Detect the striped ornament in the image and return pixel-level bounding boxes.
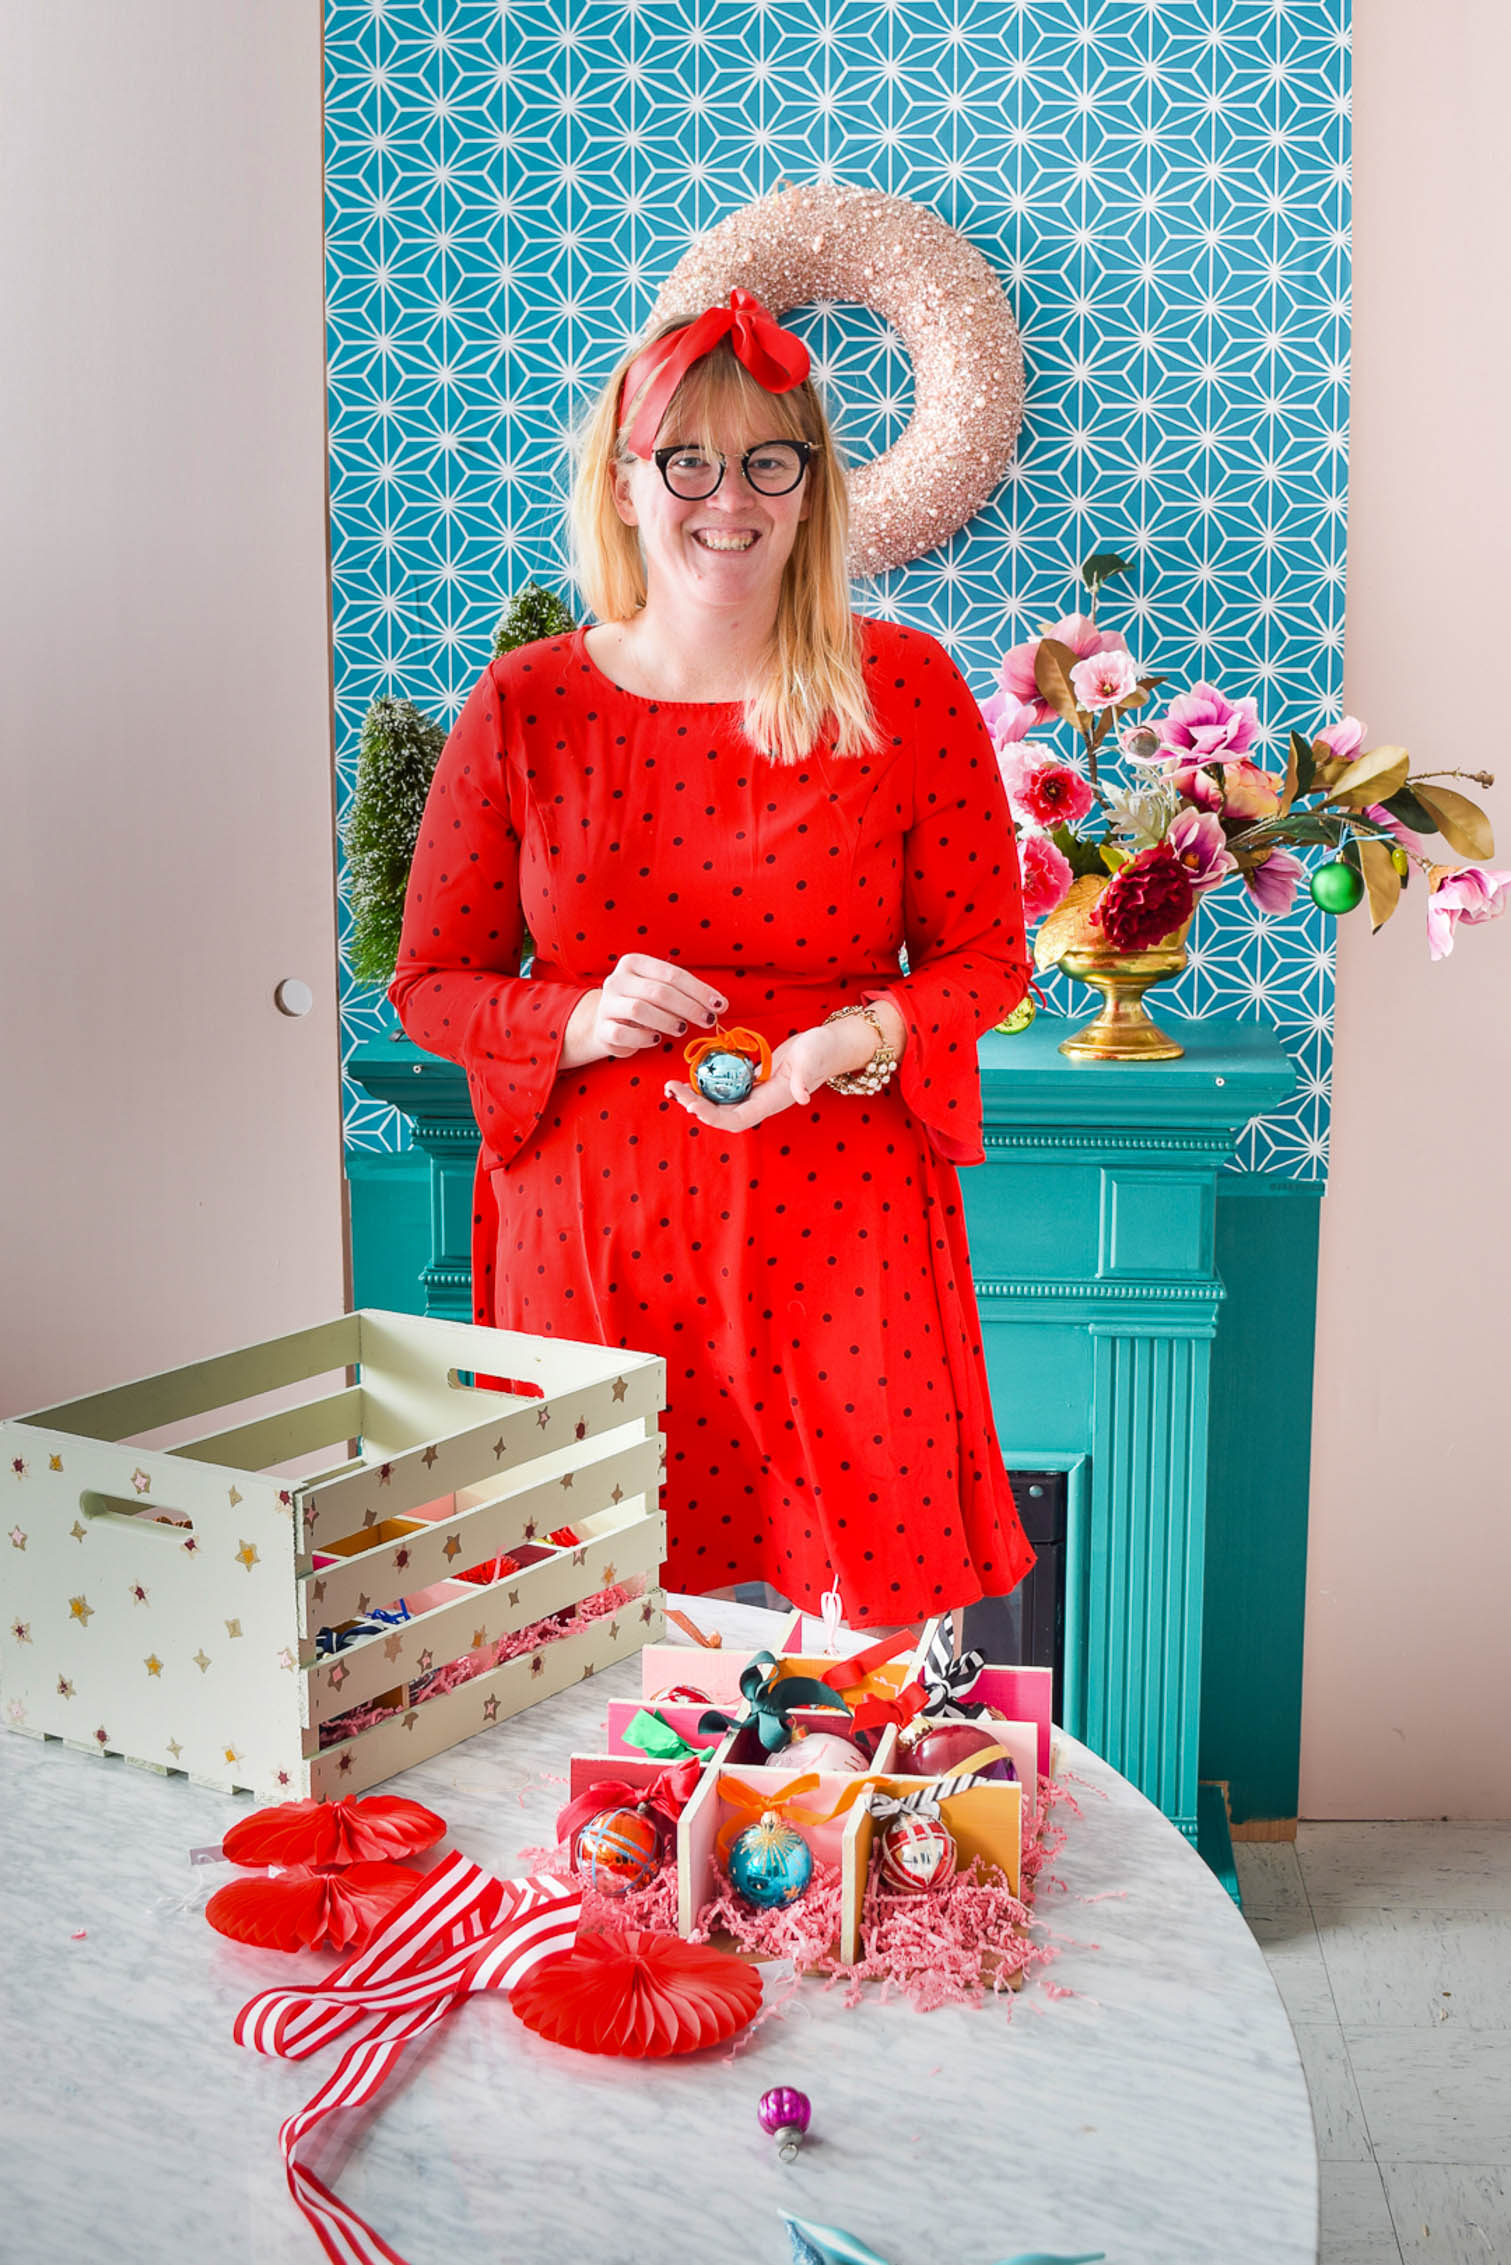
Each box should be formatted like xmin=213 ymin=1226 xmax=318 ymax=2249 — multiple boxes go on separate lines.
xmin=574 ymin=1805 xmax=662 ymax=1896
xmin=876 ymin=1813 xmax=957 ymax=1894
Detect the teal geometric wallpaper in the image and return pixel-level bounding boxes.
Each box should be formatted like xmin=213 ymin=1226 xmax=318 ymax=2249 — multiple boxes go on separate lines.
xmin=325 ymin=0 xmax=1352 ymax=1177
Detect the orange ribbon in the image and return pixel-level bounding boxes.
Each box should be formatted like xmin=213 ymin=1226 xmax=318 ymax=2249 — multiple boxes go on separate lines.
xmin=683 ymin=1024 xmax=773 ymax=1093
xmin=714 ymin=1771 xmax=874 ymax=1861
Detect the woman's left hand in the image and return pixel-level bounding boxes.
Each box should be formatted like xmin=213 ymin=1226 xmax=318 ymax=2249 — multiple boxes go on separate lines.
xmin=664 ymin=1020 xmax=869 ymax=1133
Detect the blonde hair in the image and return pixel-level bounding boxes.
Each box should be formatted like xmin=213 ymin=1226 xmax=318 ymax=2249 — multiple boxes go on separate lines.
xmin=569 ymin=321 xmax=881 ymax=765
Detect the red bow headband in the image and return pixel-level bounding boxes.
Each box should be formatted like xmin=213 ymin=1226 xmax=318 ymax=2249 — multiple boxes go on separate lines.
xmin=616 ymin=288 xmax=812 ymax=458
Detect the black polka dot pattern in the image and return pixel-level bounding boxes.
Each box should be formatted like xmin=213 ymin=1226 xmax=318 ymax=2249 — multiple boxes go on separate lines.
xmin=389 ymin=617 xmax=1036 ymax=1622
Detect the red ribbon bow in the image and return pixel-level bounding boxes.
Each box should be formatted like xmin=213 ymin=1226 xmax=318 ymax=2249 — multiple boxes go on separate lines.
xmin=617 ymin=288 xmax=812 ymax=457
xmin=555 ymin=1760 xmax=704 ymax=1850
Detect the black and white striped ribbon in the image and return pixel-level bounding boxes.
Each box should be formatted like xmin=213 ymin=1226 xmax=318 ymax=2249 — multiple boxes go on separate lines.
xmin=866 ymin=1767 xmax=997 ymax=1825
xmin=920 ymin=1627 xmax=990 ymax=1719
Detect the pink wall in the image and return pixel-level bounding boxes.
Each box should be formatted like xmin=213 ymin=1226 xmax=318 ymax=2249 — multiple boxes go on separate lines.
xmin=1301 ymin=0 xmax=1511 ymax=1818
xmin=0 ymin=1 xmax=346 ymax=1419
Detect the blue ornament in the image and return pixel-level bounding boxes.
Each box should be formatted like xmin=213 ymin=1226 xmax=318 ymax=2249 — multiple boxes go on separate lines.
xmin=694 ymin=1049 xmax=756 ymax=1105
xmin=728 ymin=1817 xmax=813 ymax=1909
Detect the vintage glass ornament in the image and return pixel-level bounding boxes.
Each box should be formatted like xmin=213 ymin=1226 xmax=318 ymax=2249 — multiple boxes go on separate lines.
xmin=693 ymin=1049 xmax=756 ymax=1105
xmin=905 ymin=1721 xmax=1017 ymax=1783
xmin=876 ymin=1813 xmax=957 ymax=1895
xmin=757 ymin=2084 xmax=813 ymax=2162
xmin=662 ymin=1684 xmax=712 ymax=1705
xmin=727 ymin=1816 xmax=813 ymax=1909
xmin=763 ymin=1730 xmax=868 ymax=1775
xmin=574 ymin=1806 xmax=662 ymax=1897
xmin=1310 ymin=860 xmax=1366 ymax=915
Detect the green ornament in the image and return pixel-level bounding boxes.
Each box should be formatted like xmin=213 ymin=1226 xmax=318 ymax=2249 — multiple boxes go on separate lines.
xmin=996 ymin=995 xmax=1038 ymax=1036
xmin=1310 ymin=860 xmax=1366 ymax=915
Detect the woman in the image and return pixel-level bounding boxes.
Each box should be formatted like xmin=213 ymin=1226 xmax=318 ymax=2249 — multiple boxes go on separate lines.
xmin=390 ymin=288 xmax=1035 ymax=1626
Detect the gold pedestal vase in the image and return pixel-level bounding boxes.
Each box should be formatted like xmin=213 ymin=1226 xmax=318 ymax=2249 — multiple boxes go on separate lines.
xmin=1054 ymin=921 xmax=1192 ymax=1061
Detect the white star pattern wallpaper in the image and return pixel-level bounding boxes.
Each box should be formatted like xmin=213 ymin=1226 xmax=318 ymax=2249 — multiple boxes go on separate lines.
xmin=325 ymin=0 xmax=1351 ymax=1177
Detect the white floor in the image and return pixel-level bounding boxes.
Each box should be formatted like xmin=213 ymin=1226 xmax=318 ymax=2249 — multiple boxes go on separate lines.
xmin=1237 ymin=1824 xmax=1511 ymax=2263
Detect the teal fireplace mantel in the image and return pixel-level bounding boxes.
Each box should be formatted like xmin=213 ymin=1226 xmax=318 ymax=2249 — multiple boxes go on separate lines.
xmin=965 ymin=1016 xmax=1296 ymax=1841
xmin=347 ymin=1014 xmax=1303 ymax=1843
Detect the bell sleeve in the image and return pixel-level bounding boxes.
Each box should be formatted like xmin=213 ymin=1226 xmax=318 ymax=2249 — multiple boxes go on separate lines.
xmin=861 ymin=634 xmax=1030 ymax=1167
xmin=387 ymin=662 xmax=591 ymax=1167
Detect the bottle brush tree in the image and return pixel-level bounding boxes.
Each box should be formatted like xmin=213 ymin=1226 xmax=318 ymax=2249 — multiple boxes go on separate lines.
xmin=342 ymin=582 xmax=578 ymax=989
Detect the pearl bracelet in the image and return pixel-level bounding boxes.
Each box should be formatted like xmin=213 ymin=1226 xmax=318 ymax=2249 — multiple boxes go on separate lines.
xmin=822 ymin=1002 xmax=900 ymax=1095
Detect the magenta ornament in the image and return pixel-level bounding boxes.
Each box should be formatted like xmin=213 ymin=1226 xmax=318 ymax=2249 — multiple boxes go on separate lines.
xmin=757 ymin=2084 xmax=812 ymax=2162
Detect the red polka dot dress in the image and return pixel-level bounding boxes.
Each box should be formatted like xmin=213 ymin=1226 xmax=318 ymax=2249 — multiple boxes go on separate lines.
xmin=389 ymin=617 xmax=1036 ymax=1624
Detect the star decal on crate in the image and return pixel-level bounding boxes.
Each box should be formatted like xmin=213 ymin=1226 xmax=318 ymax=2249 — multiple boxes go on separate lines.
xmin=193 ymin=1650 xmax=211 ymax=1674
xmin=166 ymin=1738 xmax=182 ymax=1761
xmin=11 ymin=1620 xmax=31 ymax=1644
xmin=325 ymin=0 xmax=1350 ymax=1183
xmin=93 ymin=1726 xmax=109 ymax=1749
xmin=492 ymin=1437 xmax=507 ymax=1461
xmin=130 ymin=1468 xmax=152 ymax=1497
xmin=69 ymin=1520 xmax=87 ymax=1543
xmin=383 ymin=1633 xmax=405 ymax=1662
xmin=228 ymin=1486 xmax=242 ymax=1509
xmin=378 ymin=1463 xmax=392 ymax=1487
xmin=145 ymin=1655 xmax=163 ymax=1678
xmin=337 ymin=1752 xmax=354 ymax=1775
xmin=482 ymin=1695 xmax=500 ymax=1724
xmin=530 ymin=1654 xmax=545 ymax=1679
xmin=235 ymin=1540 xmax=260 ymax=1573
xmin=8 ymin=1527 xmax=24 ymax=1551
xmin=4 ymin=1699 xmax=27 ymax=1726
xmin=56 ymin=1676 xmax=74 ymax=1699
xmin=422 ymin=1444 xmax=439 ymax=1470
xmin=610 ymin=1379 xmax=628 ymax=1403
xmin=225 ymin=1619 xmax=243 ymax=1640
xmin=277 ymin=1648 xmax=296 ymax=1672
xmin=68 ymin=1596 xmax=94 ymax=1627
xmin=471 ymin=1628 xmax=488 ymax=1651
xmin=10 ymin=1456 xmax=26 ymax=1480
xmin=129 ymin=1582 xmax=149 ymax=1606
xmin=535 ymin=1407 xmax=551 ymax=1429
xmin=402 ymin=1710 xmax=420 ymax=1732
xmin=329 ymin=1662 xmax=349 ymax=1692
xmin=442 ymin=1535 xmax=462 ymax=1561
xmin=49 ymin=1454 xmax=63 ymax=1473
xmin=416 ymin=1650 xmax=434 ymax=1674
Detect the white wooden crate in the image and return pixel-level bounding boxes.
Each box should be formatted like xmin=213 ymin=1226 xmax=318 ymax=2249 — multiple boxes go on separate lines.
xmin=1 ymin=1310 xmax=666 ymax=1798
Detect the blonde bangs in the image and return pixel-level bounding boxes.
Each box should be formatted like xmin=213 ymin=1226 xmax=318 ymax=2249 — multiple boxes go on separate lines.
xmin=568 ymin=326 xmax=882 ymax=766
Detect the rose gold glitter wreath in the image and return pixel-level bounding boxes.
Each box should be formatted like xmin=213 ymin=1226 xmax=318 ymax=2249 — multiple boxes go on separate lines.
xmin=649 ymin=183 xmax=1025 ymax=575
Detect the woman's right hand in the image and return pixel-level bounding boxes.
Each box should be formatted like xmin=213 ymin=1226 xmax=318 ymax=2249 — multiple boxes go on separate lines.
xmin=561 ymin=954 xmax=727 ymax=1069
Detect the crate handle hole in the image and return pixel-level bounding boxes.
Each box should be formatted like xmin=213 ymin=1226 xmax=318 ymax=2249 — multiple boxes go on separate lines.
xmin=79 ymin=1491 xmax=195 ymax=1537
xmin=445 ymin=1368 xmax=545 ymax=1400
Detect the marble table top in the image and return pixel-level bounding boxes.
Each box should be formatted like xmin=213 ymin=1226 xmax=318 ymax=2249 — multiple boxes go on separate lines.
xmin=0 ymin=1599 xmax=1317 ymax=2265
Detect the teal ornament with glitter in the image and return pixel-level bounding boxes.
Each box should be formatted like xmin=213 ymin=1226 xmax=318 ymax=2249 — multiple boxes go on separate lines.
xmin=728 ymin=1817 xmax=813 ymax=1909
xmin=694 ymin=1050 xmax=756 ymax=1105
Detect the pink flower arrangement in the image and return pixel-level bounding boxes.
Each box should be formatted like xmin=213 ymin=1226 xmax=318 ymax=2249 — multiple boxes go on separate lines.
xmin=980 ymin=548 xmax=1504 ymax=971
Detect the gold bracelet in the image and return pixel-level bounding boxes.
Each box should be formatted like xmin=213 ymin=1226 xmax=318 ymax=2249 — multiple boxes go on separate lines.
xmin=823 ymin=1002 xmax=900 ymax=1095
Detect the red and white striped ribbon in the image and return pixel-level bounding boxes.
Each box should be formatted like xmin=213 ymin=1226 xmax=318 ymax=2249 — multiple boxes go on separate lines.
xmin=233 ymin=1852 xmax=582 ymax=2265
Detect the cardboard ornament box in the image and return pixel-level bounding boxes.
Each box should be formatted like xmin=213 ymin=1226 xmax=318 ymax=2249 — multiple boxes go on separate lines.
xmin=1 ymin=1310 xmax=666 ymax=1798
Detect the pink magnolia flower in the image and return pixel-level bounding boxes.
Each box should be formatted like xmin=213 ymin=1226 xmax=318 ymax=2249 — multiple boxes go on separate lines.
xmin=1167 ymin=807 xmax=1236 ymax=893
xmin=1019 ymin=830 xmax=1076 ymax=923
xmin=1425 ymin=866 xmax=1511 ymax=960
xmin=981 ymin=687 xmax=1040 ymax=748
xmin=998 ymin=747 xmax=1096 ymax=830
xmin=1219 ymin=760 xmax=1285 ymax=822
xmin=1316 ymin=715 xmax=1366 ymax=763
xmin=1165 ymin=759 xmax=1225 ymax=813
xmin=1156 ymin=683 xmax=1261 ymax=764
xmin=997 ymin=613 xmax=1130 ymax=726
xmin=1070 ymin=648 xmax=1140 ymax=710
xmin=1242 ymin=847 xmax=1307 ymax=915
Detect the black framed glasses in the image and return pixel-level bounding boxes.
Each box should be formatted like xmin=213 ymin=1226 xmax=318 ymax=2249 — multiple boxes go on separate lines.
xmin=651 ymin=439 xmax=818 ymax=499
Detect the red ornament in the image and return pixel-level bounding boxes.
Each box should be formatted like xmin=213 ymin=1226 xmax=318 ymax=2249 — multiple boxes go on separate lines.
xmin=662 ymin=1684 xmax=713 ymax=1705
xmin=206 ymin=1860 xmax=420 ymax=1953
xmin=221 ymin=1794 xmax=446 ymax=1870
xmin=905 ymin=1722 xmax=1013 ymax=1781
xmin=511 ymin=1928 xmax=762 ymax=2056
xmin=574 ymin=1806 xmax=662 ymax=1896
xmin=876 ymin=1814 xmax=957 ymax=1895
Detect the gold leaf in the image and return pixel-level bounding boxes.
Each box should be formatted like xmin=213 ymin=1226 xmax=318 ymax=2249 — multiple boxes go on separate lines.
xmin=1325 ymin=745 xmax=1411 ymax=807
xmin=1033 ymin=873 xmax=1107 ymax=971
xmin=1359 ymin=838 xmax=1401 ymax=930
xmin=1033 ymin=638 xmax=1083 ymax=726
xmin=1411 ymin=784 xmax=1496 ymax=860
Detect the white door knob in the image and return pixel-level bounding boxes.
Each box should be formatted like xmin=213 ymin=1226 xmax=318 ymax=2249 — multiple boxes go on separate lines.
xmin=274 ymin=979 xmax=314 ymax=1017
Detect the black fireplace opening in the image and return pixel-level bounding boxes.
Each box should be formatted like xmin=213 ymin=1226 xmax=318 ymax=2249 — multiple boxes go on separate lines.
xmin=960 ymin=1467 xmax=1067 ymax=1722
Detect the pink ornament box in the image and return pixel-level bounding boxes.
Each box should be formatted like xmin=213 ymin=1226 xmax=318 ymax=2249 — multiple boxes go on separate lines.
xmin=0 ymin=1310 xmax=667 ymax=1799
xmin=566 ymin=1617 xmax=1052 ymax=1964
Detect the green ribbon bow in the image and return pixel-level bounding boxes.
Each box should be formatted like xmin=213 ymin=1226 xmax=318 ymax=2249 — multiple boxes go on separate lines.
xmin=699 ymin=1649 xmax=853 ymax=1754
xmin=623 ymin=1707 xmax=717 ymax=1764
